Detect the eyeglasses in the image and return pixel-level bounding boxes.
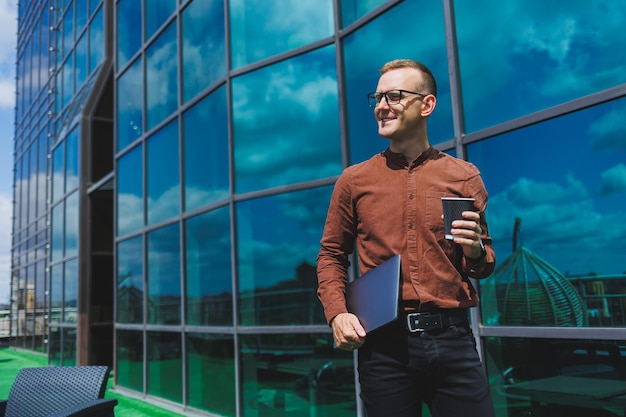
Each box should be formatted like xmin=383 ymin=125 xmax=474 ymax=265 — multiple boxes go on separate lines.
xmin=367 ymin=89 xmax=427 ymax=107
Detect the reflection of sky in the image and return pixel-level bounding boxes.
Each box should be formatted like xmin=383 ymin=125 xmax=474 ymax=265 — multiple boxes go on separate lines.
xmin=455 ymin=0 xmax=626 ymax=132
xmin=470 ymin=98 xmax=626 ymax=276
xmin=343 ymin=0 xmax=453 ymax=164
xmin=237 ymin=186 xmax=333 ymax=291
xmin=230 ymin=0 xmax=334 ymax=69
xmin=233 ymin=46 xmax=342 ymax=193
xmin=147 ymin=120 xmax=180 ymax=225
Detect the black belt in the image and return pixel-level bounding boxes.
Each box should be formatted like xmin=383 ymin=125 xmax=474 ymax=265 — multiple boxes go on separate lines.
xmin=399 ymin=310 xmax=468 ymax=333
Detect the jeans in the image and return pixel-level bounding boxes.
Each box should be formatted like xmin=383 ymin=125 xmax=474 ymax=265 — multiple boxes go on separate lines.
xmin=357 ymin=319 xmax=495 ymax=417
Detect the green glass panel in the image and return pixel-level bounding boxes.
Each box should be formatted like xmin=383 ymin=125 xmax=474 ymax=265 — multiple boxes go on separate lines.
xmin=236 ymin=187 xmax=331 ymax=326
xmin=185 ymin=206 xmax=233 ymax=326
xmin=116 ymin=330 xmax=144 ymax=392
xmin=117 ymin=236 xmax=144 ymax=324
xmin=147 ymin=224 xmax=181 ymax=325
xmin=187 ymin=333 xmax=235 ymax=415
xmin=147 ymin=331 xmax=182 ymax=402
xmin=240 ymin=333 xmax=356 ymax=417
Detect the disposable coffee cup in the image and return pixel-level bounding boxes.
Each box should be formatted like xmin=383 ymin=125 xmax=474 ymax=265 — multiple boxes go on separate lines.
xmin=442 ymin=197 xmax=475 ymax=240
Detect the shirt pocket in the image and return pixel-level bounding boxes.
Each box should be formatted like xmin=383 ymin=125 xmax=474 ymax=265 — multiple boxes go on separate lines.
xmin=424 ymin=191 xmax=446 ymax=236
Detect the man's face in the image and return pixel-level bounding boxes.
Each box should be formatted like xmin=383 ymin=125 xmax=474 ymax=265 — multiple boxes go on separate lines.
xmin=373 ymin=68 xmax=428 ymax=140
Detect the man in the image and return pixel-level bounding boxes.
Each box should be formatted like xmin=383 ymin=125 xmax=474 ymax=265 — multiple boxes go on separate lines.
xmin=316 ymin=59 xmax=496 ymax=417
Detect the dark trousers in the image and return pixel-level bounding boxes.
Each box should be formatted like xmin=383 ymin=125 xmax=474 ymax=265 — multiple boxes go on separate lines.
xmin=357 ymin=318 xmax=495 ymax=417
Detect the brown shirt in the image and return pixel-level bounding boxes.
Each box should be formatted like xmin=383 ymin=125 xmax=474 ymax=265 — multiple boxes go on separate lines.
xmin=317 ymin=147 xmax=495 ymax=324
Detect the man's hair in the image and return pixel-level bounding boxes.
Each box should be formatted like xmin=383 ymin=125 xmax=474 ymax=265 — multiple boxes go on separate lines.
xmin=380 ymin=59 xmax=437 ymax=98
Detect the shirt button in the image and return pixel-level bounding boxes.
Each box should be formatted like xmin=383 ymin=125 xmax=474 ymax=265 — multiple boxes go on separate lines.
xmin=409 ymin=194 xmax=414 ymax=200
xmin=408 ymin=223 xmax=414 ymax=229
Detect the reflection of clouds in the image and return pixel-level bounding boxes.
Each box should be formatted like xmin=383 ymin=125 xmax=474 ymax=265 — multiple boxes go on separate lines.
xmin=489 ymin=175 xmax=626 ymax=274
xmin=147 ymin=184 xmax=180 ymax=225
xmin=146 ymin=26 xmax=177 ymax=122
xmin=185 ymin=186 xmax=229 ymax=211
xmin=600 ymin=164 xmax=626 ymax=195
xmin=588 ymin=104 xmax=626 ymax=151
xmin=233 ymin=48 xmax=342 ymax=189
xmin=457 ymin=1 xmax=626 ymax=113
xmin=503 ymin=174 xmax=586 ymax=208
xmin=230 ymin=0 xmax=333 ymax=67
xmin=117 ymin=192 xmax=143 ymax=236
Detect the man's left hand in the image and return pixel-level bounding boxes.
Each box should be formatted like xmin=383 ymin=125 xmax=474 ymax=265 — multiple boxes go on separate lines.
xmin=450 ymin=211 xmax=483 ymax=259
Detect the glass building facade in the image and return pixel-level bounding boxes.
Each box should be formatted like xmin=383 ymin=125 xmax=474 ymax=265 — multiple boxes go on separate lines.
xmin=10 ymin=0 xmax=626 ymax=416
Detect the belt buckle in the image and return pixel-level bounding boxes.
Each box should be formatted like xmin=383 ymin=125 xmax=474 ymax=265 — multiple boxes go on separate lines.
xmin=406 ymin=312 xmax=425 ymax=333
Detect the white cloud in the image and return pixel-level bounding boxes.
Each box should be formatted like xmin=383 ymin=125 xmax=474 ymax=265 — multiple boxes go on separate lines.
xmin=0 ymin=191 xmax=12 ymax=305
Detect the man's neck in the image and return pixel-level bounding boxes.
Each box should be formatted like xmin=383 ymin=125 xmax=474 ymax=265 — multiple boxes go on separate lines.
xmin=389 ymin=137 xmax=430 ymax=164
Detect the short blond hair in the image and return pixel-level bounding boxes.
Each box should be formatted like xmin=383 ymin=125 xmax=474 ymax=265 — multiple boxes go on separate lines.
xmin=380 ymin=59 xmax=437 ymax=97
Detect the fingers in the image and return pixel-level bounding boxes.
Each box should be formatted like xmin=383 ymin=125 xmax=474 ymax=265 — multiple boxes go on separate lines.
xmin=331 ymin=313 xmax=366 ymax=351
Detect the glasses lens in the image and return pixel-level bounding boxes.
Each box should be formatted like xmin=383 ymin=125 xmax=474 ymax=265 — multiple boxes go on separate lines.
xmin=386 ymin=90 xmax=402 ymax=104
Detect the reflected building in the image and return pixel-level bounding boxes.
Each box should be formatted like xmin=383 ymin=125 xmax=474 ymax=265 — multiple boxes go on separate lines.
xmin=9 ymin=0 xmax=626 ymax=416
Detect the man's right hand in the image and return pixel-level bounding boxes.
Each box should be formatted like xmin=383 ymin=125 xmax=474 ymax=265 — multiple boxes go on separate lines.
xmin=331 ymin=313 xmax=367 ymax=351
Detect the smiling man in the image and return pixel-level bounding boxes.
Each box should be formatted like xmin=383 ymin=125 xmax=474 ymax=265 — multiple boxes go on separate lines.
xmin=317 ymin=59 xmax=496 ymax=417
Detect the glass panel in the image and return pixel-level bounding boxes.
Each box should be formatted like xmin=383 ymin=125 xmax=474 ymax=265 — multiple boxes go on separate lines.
xmin=145 ymin=0 xmax=176 ymax=40
xmin=147 ymin=223 xmax=181 ymax=325
xmin=146 ymin=22 xmax=178 ymax=131
xmin=62 ymin=53 xmax=74 ymax=108
xmin=37 ymin=135 xmax=47 ymax=217
xmin=185 ymin=206 xmax=233 ymax=326
xmin=240 ymin=333 xmax=356 ymax=417
xmin=116 ymin=330 xmax=144 ymax=392
xmin=49 ymin=326 xmax=61 ymax=365
xmin=117 ymin=144 xmax=143 ymax=237
xmin=183 ymin=87 xmax=229 ymax=212
xmin=64 ymin=258 xmax=78 ymax=323
xmin=232 ymin=47 xmax=341 ymax=194
xmin=484 ymin=336 xmax=626 ymax=416
xmin=65 ymin=128 xmax=79 ymax=192
xmin=117 ymin=57 xmax=143 ymax=152
xmin=52 ymin=140 xmax=64 ymax=202
xmin=76 ymin=0 xmax=88 ymax=31
xmin=64 ymin=191 xmax=79 ymax=256
xmin=147 ymin=120 xmax=179 ymax=225
xmin=340 ymin=0 xmax=387 ymax=27
xmin=187 ymin=333 xmax=236 ymax=415
xmin=50 ymin=264 xmax=63 ymax=322
xmin=117 ymin=0 xmax=142 ymax=69
xmin=237 ymin=187 xmax=331 ymax=326
xmin=474 ymin=98 xmax=626 ymax=328
xmin=117 ymin=236 xmax=144 ymax=324
xmin=51 ymin=202 xmax=64 ymax=262
xmin=342 ymin=0 xmax=451 ymax=164
xmin=89 ymin=7 xmax=104 ymax=74
xmin=181 ymin=0 xmax=225 ymax=102
xmin=147 ymin=331 xmax=182 ymax=403
xmin=230 ymin=0 xmax=333 ymax=69
xmin=62 ymin=327 xmax=77 ymax=366
xmin=75 ymin=32 xmax=88 ymax=89
xmin=62 ymin=3 xmax=74 ymax=58
xmin=456 ymin=0 xmax=626 ymax=132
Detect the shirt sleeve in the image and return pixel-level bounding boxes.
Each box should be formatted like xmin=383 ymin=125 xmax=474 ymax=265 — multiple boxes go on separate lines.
xmin=316 ymin=172 xmax=357 ymax=325
xmin=462 ymin=167 xmax=496 ymax=279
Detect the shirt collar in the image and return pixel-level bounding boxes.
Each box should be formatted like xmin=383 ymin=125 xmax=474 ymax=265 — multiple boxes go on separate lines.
xmin=383 ymin=146 xmax=438 ymax=169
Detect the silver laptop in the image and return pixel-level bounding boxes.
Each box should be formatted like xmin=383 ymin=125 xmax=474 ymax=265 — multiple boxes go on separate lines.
xmin=345 ymin=254 xmax=401 ymax=333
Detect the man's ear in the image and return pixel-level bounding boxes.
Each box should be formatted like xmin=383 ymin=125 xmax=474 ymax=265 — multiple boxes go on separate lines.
xmin=421 ymin=94 xmax=436 ymax=117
